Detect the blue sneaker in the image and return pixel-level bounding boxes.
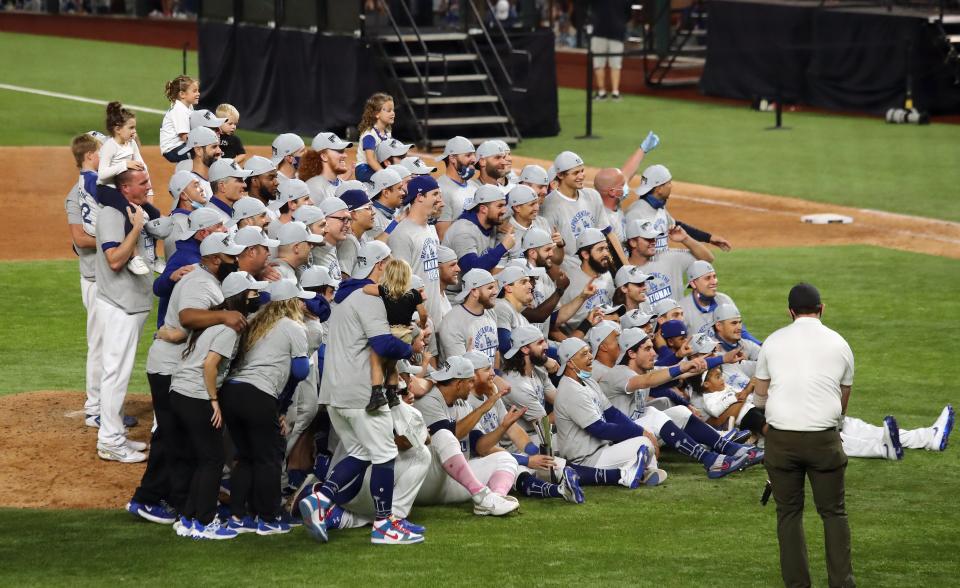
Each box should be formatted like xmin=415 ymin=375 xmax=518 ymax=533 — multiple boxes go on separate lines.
xmin=299 ymin=493 xmax=329 ymax=543
xmin=883 ymin=416 xmax=904 ymax=460
xmin=136 ymin=502 xmax=177 ymax=524
xmin=280 ymin=511 xmax=302 ymax=527
xmin=642 ymin=468 xmax=668 ymax=486
xmin=125 ymin=500 xmax=143 ymax=517
xmin=559 ymin=466 xmax=585 ymax=503
xmin=733 ymin=445 xmax=766 ymax=468
xmin=722 ymin=428 xmax=752 ymax=444
xmin=371 ymin=517 xmax=424 ymax=545
xmin=325 ymin=505 xmax=345 ymax=531
xmin=173 ymin=515 xmax=195 ymax=537
xmin=288 ymin=474 xmax=320 ymax=516
xmin=620 ymin=445 xmax=650 ymax=489
xmin=195 ymin=517 xmax=238 ymax=540
xmin=226 ymin=515 xmax=258 ymax=534
xmin=706 ymin=453 xmax=750 ymax=479
xmin=392 ymin=516 xmax=426 ymax=534
xmin=256 ymin=517 xmax=291 ymax=536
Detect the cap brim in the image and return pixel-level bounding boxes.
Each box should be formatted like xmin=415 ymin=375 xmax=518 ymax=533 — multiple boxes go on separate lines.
xmin=224 ymin=243 xmax=246 ymax=255
xmin=260 ymin=237 xmax=280 ymax=247
xmin=177 ymin=143 xmax=194 ymax=155
xmin=297 ymin=289 xmax=317 ymax=299
xmin=305 ymin=234 xmax=325 ymax=244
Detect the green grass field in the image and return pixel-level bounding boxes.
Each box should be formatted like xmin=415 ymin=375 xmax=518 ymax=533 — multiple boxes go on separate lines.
xmin=1 ymin=30 xmax=959 ymax=587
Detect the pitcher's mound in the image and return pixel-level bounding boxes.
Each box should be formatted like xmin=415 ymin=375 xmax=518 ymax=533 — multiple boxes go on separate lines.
xmin=0 ymin=391 xmax=154 ymax=509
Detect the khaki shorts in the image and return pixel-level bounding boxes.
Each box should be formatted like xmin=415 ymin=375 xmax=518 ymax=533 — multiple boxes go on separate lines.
xmin=591 ymin=36 xmax=624 ymax=69
xmin=390 ymin=325 xmax=413 ymax=344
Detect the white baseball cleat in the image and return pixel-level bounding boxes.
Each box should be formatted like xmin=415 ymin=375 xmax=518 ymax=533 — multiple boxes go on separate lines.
xmin=472 ymin=487 xmax=519 ymax=516
xmin=126 ymin=256 xmax=150 ymax=275
xmin=881 ymin=416 xmax=903 ymax=460
xmin=125 ymin=439 xmax=148 ymax=452
xmin=97 ymin=443 xmax=146 ymax=464
xmin=930 ymin=405 xmax=954 ymax=451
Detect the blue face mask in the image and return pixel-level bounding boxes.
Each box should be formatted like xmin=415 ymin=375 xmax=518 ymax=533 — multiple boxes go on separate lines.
xmin=189 ymin=199 xmax=205 ymax=210
xmin=572 ymin=359 xmax=592 ymax=381
xmin=292 ymin=156 xmax=301 ymax=169
xmin=459 ymin=165 xmax=476 ymax=181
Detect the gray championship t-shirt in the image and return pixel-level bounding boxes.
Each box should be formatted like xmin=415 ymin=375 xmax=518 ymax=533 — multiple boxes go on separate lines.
xmin=437 ymin=175 xmax=477 ymax=224
xmin=625 ymin=198 xmax=674 ymax=254
xmin=680 ymin=292 xmax=735 ymax=337
xmin=494 ymin=298 xmax=530 ymax=333
xmin=637 ymin=249 xmax=695 ymax=306
xmin=94 ymin=206 xmax=153 ymax=314
xmin=310 ymin=242 xmax=342 ymax=281
xmin=596 ymin=363 xmax=648 ymax=420
xmin=413 ymin=387 xmax=477 ymax=457
xmin=337 ymin=233 xmax=365 ymax=279
xmin=64 ymin=180 xmax=99 ymax=281
xmin=146 ymin=266 xmax=223 ymax=375
xmin=319 ymin=288 xmax=394 ymax=409
xmin=505 ymin=216 xmax=550 ymax=262
xmin=558 ymin=266 xmax=614 ymax=329
xmin=540 ymin=188 xmax=608 ymax=271
xmin=388 ymin=219 xmax=450 ymax=329
xmin=306 ymin=175 xmax=338 ymax=205
xmin=436 ymin=304 xmax=499 ymax=364
xmin=501 ymin=367 xmax=555 ymax=440
xmin=554 ymin=376 xmax=613 ymax=466
xmin=170 ymin=324 xmax=239 ymax=400
xmin=229 ymin=317 xmax=308 ymax=398
xmin=442 ymin=217 xmax=503 ymax=293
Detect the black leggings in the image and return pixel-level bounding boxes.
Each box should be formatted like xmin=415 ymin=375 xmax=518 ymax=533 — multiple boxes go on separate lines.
xmin=219 ymin=381 xmax=284 ymax=520
xmin=169 ymin=392 xmax=224 ymax=525
xmin=132 ymin=373 xmax=173 ymax=507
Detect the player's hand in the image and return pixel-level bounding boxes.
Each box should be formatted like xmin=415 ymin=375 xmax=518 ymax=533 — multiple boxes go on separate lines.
xmin=587 ymin=306 xmax=604 ymax=326
xmin=279 ymin=415 xmax=288 ymax=436
xmin=500 ymin=224 xmax=516 ymax=251
xmin=553 ymin=269 xmax=570 ymax=293
xmin=710 ymin=235 xmax=733 ymax=251
xmin=668 ymin=225 xmax=690 ymax=243
xmin=551 ymin=230 xmax=565 ymax=248
xmin=643 ymin=429 xmax=660 ymax=458
xmin=528 ymin=453 xmax=556 ymax=471
xmin=502 ymin=405 xmax=527 ymax=429
xmin=640 ymin=130 xmax=660 ymax=153
xmin=580 ymin=279 xmax=598 ymax=299
xmin=221 ymin=310 xmax=247 ymax=332
xmin=126 ymin=204 xmax=146 ymax=230
xmin=544 ymin=357 xmax=560 ymax=374
xmin=126 ymin=160 xmax=145 ymax=171
xmin=261 ymin=262 xmax=282 ymax=282
xmin=171 ymin=265 xmax=194 ymax=282
xmin=210 ymin=399 xmax=223 ymax=429
xmin=394 ymin=435 xmax=413 ymax=451
xmin=736 ymin=388 xmax=751 ymax=402
xmin=680 ymin=358 xmax=704 ymax=374
xmin=411 ymin=332 xmax=426 ymax=354
xmin=723 ymin=347 xmax=746 ymax=364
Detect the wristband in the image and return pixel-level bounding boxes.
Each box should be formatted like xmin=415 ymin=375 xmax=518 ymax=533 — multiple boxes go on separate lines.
xmin=576 ymin=319 xmax=592 ymax=334
xmin=523 ymin=442 xmax=539 ymax=456
xmin=668 ymin=366 xmax=682 ymax=378
xmin=512 ymin=453 xmax=529 ymax=466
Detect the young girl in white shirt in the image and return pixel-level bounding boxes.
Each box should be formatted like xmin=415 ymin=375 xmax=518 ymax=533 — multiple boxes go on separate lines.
xmin=355 ymin=93 xmax=395 ymax=182
xmin=159 ymin=75 xmax=199 ymax=163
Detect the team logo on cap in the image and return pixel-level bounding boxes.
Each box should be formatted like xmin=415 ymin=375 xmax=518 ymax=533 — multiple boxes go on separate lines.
xmin=437 ymin=360 xmax=450 ymax=372
xmin=204 ymin=111 xmax=213 ymax=120
xmin=356 ymin=255 xmax=367 ymax=266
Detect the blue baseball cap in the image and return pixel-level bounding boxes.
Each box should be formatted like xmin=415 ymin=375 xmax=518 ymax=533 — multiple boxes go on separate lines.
xmin=403 ymin=174 xmax=440 ymax=206
xmin=661 ymin=320 xmax=688 ymax=339
xmin=339 ymin=189 xmax=370 ymax=211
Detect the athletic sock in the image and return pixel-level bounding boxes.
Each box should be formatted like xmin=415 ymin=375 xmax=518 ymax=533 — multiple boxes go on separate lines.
xmin=369 ymin=459 xmax=395 ymax=520
xmin=516 ymin=472 xmax=561 ymax=498
xmin=332 ymin=472 xmax=365 ymax=505
xmin=568 ymin=463 xmax=621 ymax=486
xmin=442 ymin=453 xmax=486 ymax=495
xmin=319 ymin=455 xmax=369 ymax=501
xmin=683 ymin=416 xmax=735 ymax=453
xmin=487 ymin=469 xmax=516 ymax=495
xmin=661 ymin=421 xmax=710 ymax=463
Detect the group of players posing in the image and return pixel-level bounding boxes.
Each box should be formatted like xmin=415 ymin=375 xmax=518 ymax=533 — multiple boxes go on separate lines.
xmin=65 ymin=82 xmax=954 ymax=544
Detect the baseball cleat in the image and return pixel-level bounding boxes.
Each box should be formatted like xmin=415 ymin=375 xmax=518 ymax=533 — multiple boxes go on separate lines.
xmin=619 ymin=445 xmax=650 ymax=489
xmin=226 ymin=515 xmax=258 ymax=534
xmin=86 ymin=414 xmax=138 ymax=428
xmin=705 ymin=453 xmax=750 ymax=479
xmin=136 ymin=502 xmax=177 ymax=524
xmin=732 ymin=445 xmax=765 ymax=467
xmin=371 ymin=518 xmax=424 ymax=545
xmin=559 ymin=466 xmax=586 ymax=504
xmin=930 ymin=405 xmax=954 ymax=451
xmin=125 ymin=439 xmax=148 ymax=452
xmin=722 ymin=428 xmax=752 ymax=444
xmin=255 ymin=517 xmax=291 ymax=536
xmin=97 ymin=443 xmax=146 ymax=464
xmin=391 ymin=516 xmax=426 ymax=534
xmin=195 ymin=517 xmax=239 ymax=540
xmin=882 ymin=416 xmax=904 ymax=460
xmin=126 ymin=256 xmax=150 ymax=275
xmin=299 ymin=493 xmax=330 ymax=543
xmin=642 ymin=468 xmax=668 ymax=486
xmin=472 ymin=487 xmax=520 ymax=516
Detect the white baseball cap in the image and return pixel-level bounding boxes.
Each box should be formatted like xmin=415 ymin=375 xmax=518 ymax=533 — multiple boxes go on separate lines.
xmin=311 ymin=131 xmax=352 ymax=151
xmin=588 ymin=320 xmax=622 ymax=357
xmin=300 ymin=266 xmax=340 ymax=289
xmin=243 ymin=155 xmax=277 ymax=176
xmin=371 ymin=169 xmax=403 ymax=195
xmin=178 ymin=126 xmax=219 ymax=155
xmin=467 ymin=185 xmax=506 ymax=210
xmin=278 ymin=221 xmax=324 ymax=246
xmin=476 ymin=140 xmax=508 ymax=159
xmin=621 ymin=309 xmax=658 ymax=330
xmin=652 ymin=297 xmax=681 ymax=316
xmin=292 ymin=204 xmax=325 ymax=226
xmin=714 ymin=303 xmax=741 ymax=323
xmin=616 ymin=327 xmax=650 ymax=364
xmin=463 ymin=350 xmax=492 ymax=370
xmin=691 ymin=332 xmax=719 ymax=355
xmin=557 ymin=337 xmax=589 ymax=374
xmin=553 ymin=151 xmax=584 ymax=174
xmin=439 ymin=136 xmax=475 ymax=160
xmin=428 ymin=356 xmax=475 ymax=382
xmin=386 ymin=164 xmax=412 ymax=181
xmin=410 ymin=275 xmax=425 ymax=290
xmin=271 ymin=133 xmax=305 ymax=164
xmin=86 ymin=130 xmax=108 ymax=143
xmin=615 ymin=265 xmax=655 ymax=289
xmin=522 ymin=228 xmax=552 ymax=252
xmin=168 ymin=170 xmax=198 ymax=199
xmin=496 ymin=265 xmax=534 ymax=291
xmin=221 ymin=271 xmax=268 ymax=298
xmin=231 ymin=197 xmax=268 ymax=224
xmin=190 ymin=109 xmax=227 ymax=129
xmin=401 ymin=156 xmax=437 ymax=175
xmin=353 ymin=240 xmax=392 ymax=279
xmin=319 ymin=197 xmax=349 ymax=216
xmin=233 ymin=225 xmax=279 ymax=248
xmin=599 ymin=303 xmax=626 ymax=317
xmin=687 ymin=260 xmax=716 ymax=284
xmin=625 ymin=219 xmax=662 ymax=240
xmin=437 ymin=245 xmax=458 ymax=264
xmin=334 ymin=180 xmax=368 ymax=199
xmin=200 ymin=232 xmax=245 ymax=256
xmin=375 ymin=138 xmax=412 ymax=162
xmin=268 ymin=278 xmax=316 ymax=301
xmin=209 ymin=157 xmax=253 ymax=183
xmin=271 ymin=179 xmax=312 ymax=211
xmin=575 ymin=227 xmax=605 ymax=250
xmin=455 ymin=268 xmax=497 ymax=303
xmin=181 ymin=207 xmax=224 ymax=239
xmin=507 ymin=184 xmax=537 ymax=207
xmin=503 ymin=324 xmax=546 ymax=359
xmin=637 ymin=164 xmax=672 ymax=195
xmin=519 ymin=164 xmax=549 ymax=186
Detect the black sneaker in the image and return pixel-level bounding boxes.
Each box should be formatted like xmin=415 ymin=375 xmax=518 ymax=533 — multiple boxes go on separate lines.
xmin=611 ymin=92 xmax=622 ymax=101
xmin=385 ymin=386 xmax=401 ymax=408
xmin=593 ymin=92 xmax=607 ymax=101
xmin=365 ymin=386 xmax=388 ymax=413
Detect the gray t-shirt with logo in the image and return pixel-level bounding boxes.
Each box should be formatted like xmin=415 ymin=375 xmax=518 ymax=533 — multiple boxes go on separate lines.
xmin=559 ymin=265 xmax=613 ymax=329
xmin=541 ymin=188 xmax=608 ymax=271
xmin=501 ymin=367 xmax=554 ymax=439
xmin=64 ymin=180 xmax=99 ymax=282
xmin=229 ymin=317 xmax=308 ymax=398
xmin=554 ymin=376 xmax=612 ymax=466
xmin=171 ymin=324 xmax=239 ymax=400
xmin=636 ymin=249 xmax=695 ymax=307
xmin=389 ymin=219 xmax=450 ymax=329
xmin=146 ymin=266 xmax=223 ymax=375
xmin=680 ymin=291 xmax=735 ymax=337
xmin=596 ymin=363 xmax=648 ymax=421
xmin=94 ymin=206 xmax=152 ymax=314
xmin=436 ymin=304 xmax=499 ymax=364
xmin=413 ymin=387 xmax=478 ymax=457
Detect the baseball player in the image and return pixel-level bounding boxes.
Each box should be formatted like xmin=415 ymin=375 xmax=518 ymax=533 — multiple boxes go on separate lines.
xmin=442 ymin=185 xmax=513 ymax=295
xmin=162 ymin=171 xmax=208 ymax=258
xmin=374 ymin=138 xmax=411 ymax=171
xmin=518 ymin=164 xmax=550 ymax=207
xmin=234 ymin=225 xmax=282 ymax=283
xmin=300 ymin=240 xmax=427 ymax=545
xmin=177 ymin=126 xmax=222 ymax=199
xmin=205 ymin=158 xmax=252 ymax=225
xmin=306 ymin=131 xmax=353 ymax=203
xmin=411 ymin=356 xmax=520 ymax=514
xmin=515 ymin=228 xmax=586 ymax=340
xmin=388 ymin=176 xmax=450 ymax=328
xmin=243 ymin=155 xmax=280 ymax=211
xmin=499 ymin=325 xmax=558 ymax=440
xmin=624 ymin=219 xmax=713 ymax=305
xmin=437 ymin=269 xmax=500 ymax=363
xmin=364 ymin=169 xmax=404 ymax=242
xmin=267 ymin=179 xmax=314 ymax=238
xmin=312 ymin=197 xmax=351 ymax=279
xmin=680 ymin=261 xmax=762 ymax=344
xmin=231 ymin=196 xmax=270 ymax=231
xmin=503 ymin=184 xmax=551 ymax=262
xmin=435 ymin=136 xmax=477 ymax=241
xmin=493 ymin=265 xmax=536 ymax=354
xmin=469 ymin=140 xmax=511 ymax=192
xmin=437 ymin=245 xmax=461 ymax=307
xmin=273 ymin=221 xmax=324 ymax=281
xmin=711 ymin=303 xmax=762 ymax=391
xmin=558 ymin=228 xmax=615 ymax=333
xmin=841 ymin=406 xmax=954 ymax=460
xmin=335 ymin=189 xmax=375 ymax=278
xmin=400 ymin=156 xmax=436 ymax=178
xmin=613 ymin=264 xmax=655 ymax=312
xmin=271 ymin=133 xmax=306 ymax=182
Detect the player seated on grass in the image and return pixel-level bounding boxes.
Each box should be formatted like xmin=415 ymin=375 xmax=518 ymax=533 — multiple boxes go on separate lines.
xmin=499 ymin=326 xmax=558 ymax=442
xmin=680 ymin=261 xmax=762 ymax=345
xmin=361 ymin=259 xmax=429 ymax=412
xmin=651 ymin=320 xmax=743 ymax=409
xmin=462 ymin=351 xmax=585 ymax=504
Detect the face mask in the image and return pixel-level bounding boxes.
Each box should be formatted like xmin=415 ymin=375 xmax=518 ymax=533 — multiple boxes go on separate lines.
xmin=572 ymin=358 xmax=592 ymax=381
xmin=292 ymin=156 xmax=301 ymax=169
xmin=216 ymin=261 xmax=238 ymax=282
xmin=189 ymin=199 xmax=205 ymax=210
xmin=245 ymin=297 xmax=261 ymax=315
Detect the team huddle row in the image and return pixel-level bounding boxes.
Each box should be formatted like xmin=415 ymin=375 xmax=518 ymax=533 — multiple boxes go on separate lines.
xmin=64 ymin=84 xmax=953 ymax=544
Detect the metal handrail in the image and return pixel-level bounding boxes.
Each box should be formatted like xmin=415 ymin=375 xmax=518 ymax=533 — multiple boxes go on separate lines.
xmin=642 ymin=0 xmax=704 ymax=85
xmin=465 ymin=0 xmax=529 ymax=92
xmin=466 ymin=31 xmax=523 ymax=142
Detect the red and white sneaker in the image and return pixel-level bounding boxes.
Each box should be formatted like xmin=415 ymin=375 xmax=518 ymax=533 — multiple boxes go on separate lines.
xmin=371 ymin=517 xmax=424 ymax=545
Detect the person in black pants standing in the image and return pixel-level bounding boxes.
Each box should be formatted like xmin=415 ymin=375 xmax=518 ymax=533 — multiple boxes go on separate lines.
xmin=220 ymin=279 xmax=312 ymax=536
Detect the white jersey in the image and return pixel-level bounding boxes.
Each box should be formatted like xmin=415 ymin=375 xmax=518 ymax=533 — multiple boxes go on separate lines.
xmin=159 ymin=100 xmax=192 ymax=154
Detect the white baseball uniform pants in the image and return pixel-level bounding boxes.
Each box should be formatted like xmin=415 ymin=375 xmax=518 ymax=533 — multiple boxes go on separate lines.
xmin=327 ymin=406 xmax=398 ymax=465
xmin=840 ymin=416 xmax=935 ymax=458
xmin=337 ymin=445 xmax=432 ymax=527
xmin=634 ymin=405 xmax=693 ymax=436
xmin=80 ymin=278 xmax=103 ymax=417
xmin=95 ymin=298 xmax=147 ymax=449
xmin=591 ymin=435 xmax=659 ymax=472
xmin=284 ymin=360 xmax=320 ymax=457
xmin=415 ymin=429 xmax=518 ymax=505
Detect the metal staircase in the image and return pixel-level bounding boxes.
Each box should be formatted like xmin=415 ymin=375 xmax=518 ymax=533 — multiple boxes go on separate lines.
xmin=931 ymin=13 xmax=960 ymax=84
xmin=366 ymin=0 xmax=525 ymax=150
xmin=642 ymin=0 xmax=708 ymax=88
